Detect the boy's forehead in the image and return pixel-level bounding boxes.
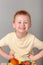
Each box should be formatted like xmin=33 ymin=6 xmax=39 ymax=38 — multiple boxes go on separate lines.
xmin=15 ymin=15 xmax=29 ymax=20
xmin=14 ymin=15 xmax=30 ymax=23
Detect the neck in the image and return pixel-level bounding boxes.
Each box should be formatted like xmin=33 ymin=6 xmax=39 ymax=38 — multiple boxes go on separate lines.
xmin=16 ymin=32 xmax=28 ymax=39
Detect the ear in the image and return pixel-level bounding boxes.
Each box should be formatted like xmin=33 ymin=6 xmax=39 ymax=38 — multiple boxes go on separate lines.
xmin=30 ymin=23 xmax=32 ymax=28
xmin=12 ymin=23 xmax=15 ymax=28
xmin=29 ymin=22 xmax=32 ymax=29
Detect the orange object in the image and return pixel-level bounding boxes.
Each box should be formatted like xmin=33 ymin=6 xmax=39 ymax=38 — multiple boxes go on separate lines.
xmin=8 ymin=58 xmax=31 ymax=65
xmin=21 ymin=61 xmax=31 ymax=65
xmin=24 ymin=61 xmax=31 ymax=65
xmin=9 ymin=58 xmax=19 ymax=65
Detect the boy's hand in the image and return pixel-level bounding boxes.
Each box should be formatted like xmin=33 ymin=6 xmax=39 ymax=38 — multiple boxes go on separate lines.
xmin=29 ymin=54 xmax=34 ymax=60
xmin=27 ymin=54 xmax=35 ymax=60
xmin=8 ymin=54 xmax=14 ymax=60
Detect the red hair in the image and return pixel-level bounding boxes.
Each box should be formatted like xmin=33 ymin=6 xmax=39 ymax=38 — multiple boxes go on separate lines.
xmin=13 ymin=10 xmax=31 ymax=23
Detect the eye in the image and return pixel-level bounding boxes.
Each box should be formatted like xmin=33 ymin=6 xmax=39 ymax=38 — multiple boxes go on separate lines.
xmin=18 ymin=21 xmax=21 ymax=24
xmin=24 ymin=21 xmax=28 ymax=24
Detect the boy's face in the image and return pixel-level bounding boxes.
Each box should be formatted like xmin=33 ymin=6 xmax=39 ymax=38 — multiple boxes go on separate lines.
xmin=13 ymin=15 xmax=31 ymax=34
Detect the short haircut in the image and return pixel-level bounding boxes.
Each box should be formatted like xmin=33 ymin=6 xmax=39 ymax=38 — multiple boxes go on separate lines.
xmin=13 ymin=10 xmax=31 ymax=23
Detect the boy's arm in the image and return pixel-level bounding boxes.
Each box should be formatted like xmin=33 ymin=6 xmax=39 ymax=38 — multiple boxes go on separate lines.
xmin=29 ymin=50 xmax=43 ymax=61
xmin=0 ymin=47 xmax=14 ymax=60
xmin=34 ymin=37 xmax=43 ymax=50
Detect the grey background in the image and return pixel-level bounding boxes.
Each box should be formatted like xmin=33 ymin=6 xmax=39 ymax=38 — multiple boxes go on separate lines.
xmin=0 ymin=0 xmax=43 ymax=65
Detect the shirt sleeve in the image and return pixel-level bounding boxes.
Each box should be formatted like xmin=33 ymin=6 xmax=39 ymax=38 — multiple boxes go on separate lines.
xmin=0 ymin=34 xmax=10 ymax=47
xmin=33 ymin=37 xmax=43 ymax=49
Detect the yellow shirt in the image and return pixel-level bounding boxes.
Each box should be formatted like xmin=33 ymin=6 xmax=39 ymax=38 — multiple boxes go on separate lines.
xmin=0 ymin=32 xmax=43 ymax=61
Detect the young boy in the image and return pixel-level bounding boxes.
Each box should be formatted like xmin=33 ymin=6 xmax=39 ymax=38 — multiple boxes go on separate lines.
xmin=0 ymin=10 xmax=43 ymax=62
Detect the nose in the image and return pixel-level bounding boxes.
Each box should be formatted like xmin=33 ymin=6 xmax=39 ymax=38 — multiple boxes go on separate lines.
xmin=21 ymin=22 xmax=25 ymax=26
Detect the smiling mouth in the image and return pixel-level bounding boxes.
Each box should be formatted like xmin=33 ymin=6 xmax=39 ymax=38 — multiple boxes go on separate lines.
xmin=20 ymin=27 xmax=25 ymax=30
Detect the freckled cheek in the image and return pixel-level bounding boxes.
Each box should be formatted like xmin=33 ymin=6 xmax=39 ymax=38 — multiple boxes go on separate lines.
xmin=16 ymin=24 xmax=20 ymax=29
xmin=25 ymin=24 xmax=29 ymax=28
